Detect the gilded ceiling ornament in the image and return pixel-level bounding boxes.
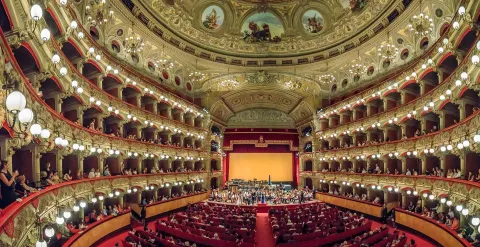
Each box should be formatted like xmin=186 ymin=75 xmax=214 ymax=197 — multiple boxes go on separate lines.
xmin=246 ymin=71 xmax=279 ymax=85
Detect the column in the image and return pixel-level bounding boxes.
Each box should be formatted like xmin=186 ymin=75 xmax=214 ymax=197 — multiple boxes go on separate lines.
xmin=79 ymin=206 xmax=85 ymax=220
xmin=96 ymin=75 xmax=103 ymax=89
xmin=98 ymin=199 xmax=104 ymax=212
xmin=78 ymin=156 xmax=85 ymax=175
xmin=459 ymin=102 xmax=466 ymax=121
xmin=366 ymin=131 xmax=372 ymax=141
xmin=421 ymin=156 xmax=427 ymax=175
xmin=137 ymin=157 xmax=143 ymax=173
xmin=366 ymin=103 xmax=372 ymax=116
xmin=98 ymin=156 xmax=105 ymax=175
xmin=460 ymin=153 xmax=466 ymax=176
xmin=76 ymin=106 xmax=84 ymax=125
xmin=77 ymin=63 xmax=84 ymax=74
xmin=401 ymin=191 xmax=407 ymax=208
xmin=419 ymin=82 xmax=425 ymax=95
xmin=33 ymin=149 xmax=42 ymax=183
xmin=383 ymin=129 xmax=388 ymax=142
xmin=167 ymin=159 xmax=173 ymax=171
xmin=55 ymin=97 xmax=63 ymax=113
xmin=400 ymin=157 xmax=407 ymax=174
xmin=352 ymin=135 xmax=357 ymax=146
xmin=382 ymin=158 xmax=388 ymax=173
xmin=135 ymin=96 xmax=141 ymax=108
xmin=439 ymin=111 xmax=445 ymax=130
xmin=439 ymin=155 xmax=446 ymax=177
xmin=167 ymin=107 xmax=172 ymax=119
xmin=153 ymin=189 xmax=158 ymax=201
xmin=400 ymin=92 xmax=406 ymax=105
xmin=180 ymin=136 xmax=185 ymax=147
xmin=56 ymin=151 xmax=63 ymax=176
xmin=119 ymin=195 xmax=125 ymax=208
xmin=137 ymin=191 xmax=142 ymax=204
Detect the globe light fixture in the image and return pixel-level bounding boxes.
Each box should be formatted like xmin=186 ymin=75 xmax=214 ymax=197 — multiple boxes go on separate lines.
xmin=55 ymin=215 xmax=65 ymax=225
xmin=40 ymin=28 xmax=51 ymax=41
xmin=472 ymin=217 xmax=480 ymax=226
xmin=36 ymin=240 xmax=47 ymax=247
xmin=30 ymin=4 xmax=43 ymax=21
xmin=63 ymin=211 xmax=71 ymax=219
xmin=456 ymin=205 xmax=463 ymax=212
xmin=44 ymin=226 xmax=55 ymax=238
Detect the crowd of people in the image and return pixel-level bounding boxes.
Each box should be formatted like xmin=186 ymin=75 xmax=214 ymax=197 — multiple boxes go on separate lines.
xmin=80 ymin=118 xmax=203 ymax=150
xmin=124 ymin=226 xmax=202 ymax=247
xmin=319 ymin=125 xmax=442 ymax=151
xmin=319 ymin=163 xmax=469 ymax=181
xmin=208 ymin=186 xmax=314 ymax=205
xmin=0 ymin=157 xmax=206 ymax=210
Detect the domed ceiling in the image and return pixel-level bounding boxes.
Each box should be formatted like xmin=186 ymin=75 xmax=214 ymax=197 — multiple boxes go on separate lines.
xmin=81 ymin=0 xmax=456 ymax=127
xmin=140 ymin=0 xmax=395 ymax=57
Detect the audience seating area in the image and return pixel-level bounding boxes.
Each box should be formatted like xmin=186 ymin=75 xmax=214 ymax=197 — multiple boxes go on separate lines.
xmin=269 ymin=203 xmax=410 ymax=247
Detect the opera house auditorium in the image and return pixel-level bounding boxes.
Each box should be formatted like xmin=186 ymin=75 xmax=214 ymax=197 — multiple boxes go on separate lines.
xmin=0 ymin=0 xmax=480 ymax=246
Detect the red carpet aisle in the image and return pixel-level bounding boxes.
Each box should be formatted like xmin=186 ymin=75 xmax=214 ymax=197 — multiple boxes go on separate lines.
xmin=370 ymin=221 xmax=435 ymax=247
xmin=255 ymin=213 xmax=276 ymax=247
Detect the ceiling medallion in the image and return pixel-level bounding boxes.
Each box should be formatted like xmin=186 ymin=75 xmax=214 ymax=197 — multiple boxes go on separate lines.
xmin=378 ymin=31 xmax=399 ymax=60
xmin=246 ymin=71 xmax=279 ymax=85
xmin=408 ymin=1 xmax=434 ymax=37
xmin=123 ymin=22 xmax=145 ymax=55
xmin=85 ymin=0 xmax=114 ymax=27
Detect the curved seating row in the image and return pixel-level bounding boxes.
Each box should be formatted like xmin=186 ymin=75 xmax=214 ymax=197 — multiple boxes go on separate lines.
xmin=62 ymin=192 xmax=208 ymax=247
xmin=315 ymin=193 xmax=472 ymax=247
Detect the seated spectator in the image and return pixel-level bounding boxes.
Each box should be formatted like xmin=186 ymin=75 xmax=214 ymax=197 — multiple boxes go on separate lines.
xmin=63 ymin=170 xmax=73 ymax=181
xmin=95 ymin=169 xmax=101 ymax=178
xmin=88 ymin=168 xmax=95 ymax=179
xmin=15 ymin=175 xmax=38 ymax=195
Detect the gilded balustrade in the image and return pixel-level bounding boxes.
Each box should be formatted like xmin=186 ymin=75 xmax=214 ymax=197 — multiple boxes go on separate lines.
xmin=0 ymin=173 xmax=208 ymax=247
xmin=315 ymin=0 xmax=480 ymax=133
xmin=302 ymin=172 xmax=480 ymax=217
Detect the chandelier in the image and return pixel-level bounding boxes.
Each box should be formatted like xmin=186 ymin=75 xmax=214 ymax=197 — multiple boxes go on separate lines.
xmin=408 ymin=1 xmax=434 ymax=37
xmin=220 ymin=77 xmax=239 ymax=90
xmin=349 ymin=51 xmax=366 ymax=77
xmin=124 ymin=22 xmax=145 ymax=55
xmin=285 ymin=79 xmax=301 ymax=90
xmin=378 ymin=32 xmax=398 ymax=60
xmin=318 ymin=74 xmax=336 ymax=84
xmin=318 ymin=63 xmax=336 ymax=84
xmin=85 ymin=0 xmax=114 ymax=27
xmin=189 ymin=71 xmax=205 ymax=83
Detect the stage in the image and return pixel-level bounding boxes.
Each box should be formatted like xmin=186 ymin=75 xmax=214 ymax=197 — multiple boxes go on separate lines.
xmin=206 ymin=200 xmax=320 ymax=213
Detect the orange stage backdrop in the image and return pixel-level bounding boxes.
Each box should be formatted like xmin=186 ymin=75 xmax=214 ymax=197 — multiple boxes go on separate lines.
xmin=228 ymin=153 xmax=293 ymax=181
